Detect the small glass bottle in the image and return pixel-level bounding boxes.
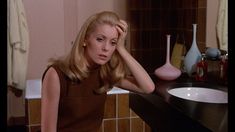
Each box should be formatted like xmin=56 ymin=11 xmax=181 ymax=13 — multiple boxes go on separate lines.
xmin=219 ymin=54 xmax=228 ymax=85
xmin=195 ymin=53 xmax=208 ymax=81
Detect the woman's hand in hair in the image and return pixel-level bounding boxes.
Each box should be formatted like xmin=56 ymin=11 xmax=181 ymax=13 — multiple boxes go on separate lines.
xmin=116 ymin=20 xmax=128 ymax=50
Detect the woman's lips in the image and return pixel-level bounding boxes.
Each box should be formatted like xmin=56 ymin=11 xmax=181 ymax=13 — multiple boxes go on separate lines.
xmin=98 ymin=54 xmax=108 ymax=60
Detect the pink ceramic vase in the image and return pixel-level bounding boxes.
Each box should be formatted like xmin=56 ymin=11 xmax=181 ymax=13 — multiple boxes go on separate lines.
xmin=154 ymin=35 xmax=181 ymax=80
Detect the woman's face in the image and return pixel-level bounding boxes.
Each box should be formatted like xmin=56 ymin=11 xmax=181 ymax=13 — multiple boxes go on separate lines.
xmin=84 ymin=24 xmax=118 ymax=67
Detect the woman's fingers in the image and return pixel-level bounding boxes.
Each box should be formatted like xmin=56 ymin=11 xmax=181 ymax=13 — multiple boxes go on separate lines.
xmin=115 ymin=20 xmax=128 ymax=49
xmin=117 ymin=20 xmax=128 ymax=33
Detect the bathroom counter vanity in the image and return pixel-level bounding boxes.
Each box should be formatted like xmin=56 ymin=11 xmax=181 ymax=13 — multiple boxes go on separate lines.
xmin=129 ymin=74 xmax=228 ymax=132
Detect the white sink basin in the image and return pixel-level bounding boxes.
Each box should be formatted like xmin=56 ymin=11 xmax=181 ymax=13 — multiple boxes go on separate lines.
xmin=167 ymin=87 xmax=228 ymax=103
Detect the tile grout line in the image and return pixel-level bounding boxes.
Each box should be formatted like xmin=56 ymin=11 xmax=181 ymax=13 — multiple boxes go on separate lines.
xmin=116 ymin=94 xmax=118 ymax=132
xmin=143 ymin=121 xmax=145 ymax=132
xmin=103 ymin=116 xmax=139 ymax=121
xmin=130 ymin=108 xmax=132 ymax=132
xmin=102 ymin=120 xmax=104 ymax=132
xmin=28 ymin=101 xmax=31 ymax=132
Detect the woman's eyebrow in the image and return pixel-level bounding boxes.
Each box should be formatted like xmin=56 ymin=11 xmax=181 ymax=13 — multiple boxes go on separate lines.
xmin=111 ymin=38 xmax=118 ymax=41
xmin=96 ymin=34 xmax=106 ymax=38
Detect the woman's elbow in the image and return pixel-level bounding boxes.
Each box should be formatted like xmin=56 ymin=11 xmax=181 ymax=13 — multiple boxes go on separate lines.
xmin=143 ymin=83 xmax=155 ymax=94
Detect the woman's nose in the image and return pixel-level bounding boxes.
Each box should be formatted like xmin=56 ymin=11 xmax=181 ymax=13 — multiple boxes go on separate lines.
xmin=102 ymin=43 xmax=109 ymax=51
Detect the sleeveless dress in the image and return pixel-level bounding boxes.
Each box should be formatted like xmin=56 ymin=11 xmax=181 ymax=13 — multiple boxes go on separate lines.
xmin=42 ymin=65 xmax=107 ymax=132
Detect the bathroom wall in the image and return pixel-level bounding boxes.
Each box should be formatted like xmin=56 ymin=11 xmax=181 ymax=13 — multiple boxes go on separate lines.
xmin=8 ymin=0 xmax=220 ymax=127
xmin=25 ymin=0 xmax=219 ymax=80
xmin=8 ymin=0 xmax=65 ymax=125
xmin=8 ymin=0 xmax=127 ymax=125
xmin=128 ymin=0 xmax=208 ymax=74
xmin=25 ymin=0 xmax=127 ymax=79
xmin=24 ymin=0 xmax=65 ymax=79
xmin=206 ymin=0 xmax=219 ymax=48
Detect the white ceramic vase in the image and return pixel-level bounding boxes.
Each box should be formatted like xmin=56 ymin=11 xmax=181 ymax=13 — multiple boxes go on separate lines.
xmin=183 ymin=24 xmax=201 ymax=76
xmin=154 ymin=35 xmax=181 ymax=80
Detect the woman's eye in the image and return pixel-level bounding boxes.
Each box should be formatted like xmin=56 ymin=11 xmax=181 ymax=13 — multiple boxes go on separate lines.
xmin=111 ymin=41 xmax=117 ymax=46
xmin=96 ymin=37 xmax=103 ymax=42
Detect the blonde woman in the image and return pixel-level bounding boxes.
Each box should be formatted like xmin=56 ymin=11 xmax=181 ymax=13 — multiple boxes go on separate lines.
xmin=41 ymin=11 xmax=155 ymax=132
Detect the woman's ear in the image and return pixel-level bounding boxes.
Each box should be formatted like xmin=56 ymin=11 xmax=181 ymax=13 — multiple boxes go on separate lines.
xmin=83 ymin=39 xmax=87 ymax=47
xmin=83 ymin=42 xmax=87 ymax=47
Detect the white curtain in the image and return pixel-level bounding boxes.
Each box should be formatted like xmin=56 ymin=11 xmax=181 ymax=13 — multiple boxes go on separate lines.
xmin=7 ymin=0 xmax=30 ymax=90
xmin=216 ymin=0 xmax=228 ymax=51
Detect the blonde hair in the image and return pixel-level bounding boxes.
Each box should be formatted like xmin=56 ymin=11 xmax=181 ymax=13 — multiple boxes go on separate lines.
xmin=48 ymin=11 xmax=127 ymax=93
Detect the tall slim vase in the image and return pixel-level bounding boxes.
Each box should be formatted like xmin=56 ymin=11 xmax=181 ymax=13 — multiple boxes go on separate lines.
xmin=154 ymin=35 xmax=181 ymax=80
xmin=184 ymin=24 xmax=201 ymax=76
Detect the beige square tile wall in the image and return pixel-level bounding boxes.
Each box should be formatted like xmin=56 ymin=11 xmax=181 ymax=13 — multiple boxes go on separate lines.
xmin=25 ymin=93 xmax=151 ymax=132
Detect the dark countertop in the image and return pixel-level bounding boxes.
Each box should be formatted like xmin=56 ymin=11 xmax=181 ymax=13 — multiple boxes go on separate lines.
xmin=129 ymin=73 xmax=228 ymax=132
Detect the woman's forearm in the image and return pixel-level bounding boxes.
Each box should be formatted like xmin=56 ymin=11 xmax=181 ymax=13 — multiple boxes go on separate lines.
xmin=117 ymin=47 xmax=155 ymax=93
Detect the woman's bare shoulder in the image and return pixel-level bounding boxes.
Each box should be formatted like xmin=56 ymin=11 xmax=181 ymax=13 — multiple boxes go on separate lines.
xmin=42 ymin=67 xmax=60 ymax=95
